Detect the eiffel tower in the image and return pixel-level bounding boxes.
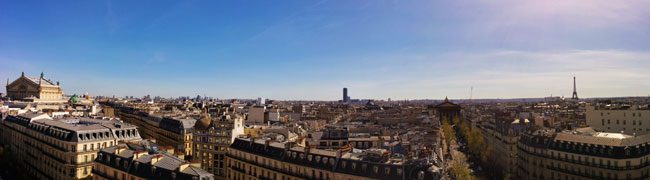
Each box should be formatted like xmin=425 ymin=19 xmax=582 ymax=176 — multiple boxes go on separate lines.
xmin=572 ymin=76 xmax=579 ymax=100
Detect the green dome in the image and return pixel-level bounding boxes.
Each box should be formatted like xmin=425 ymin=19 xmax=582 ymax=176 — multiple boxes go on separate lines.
xmin=69 ymin=94 xmax=80 ymax=104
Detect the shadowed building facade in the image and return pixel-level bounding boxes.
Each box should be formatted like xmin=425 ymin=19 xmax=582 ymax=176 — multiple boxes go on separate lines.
xmin=434 ymin=97 xmax=461 ymax=122
xmin=93 ymin=141 xmax=214 ymax=180
xmin=225 ymin=138 xmax=441 ymax=180
xmin=108 ymin=103 xmax=196 ymax=158
xmin=193 ymin=108 xmax=245 ymax=178
xmin=1 ymin=113 xmax=141 ymax=179
xmin=517 ymin=128 xmax=650 ymax=180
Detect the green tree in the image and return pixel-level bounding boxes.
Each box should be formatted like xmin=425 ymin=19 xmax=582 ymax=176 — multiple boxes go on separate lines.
xmin=504 ymin=173 xmax=512 ymax=180
xmin=450 ymin=151 xmax=474 ymax=180
xmin=466 ymin=126 xmax=489 ymax=162
xmin=442 ymin=120 xmax=455 ymax=147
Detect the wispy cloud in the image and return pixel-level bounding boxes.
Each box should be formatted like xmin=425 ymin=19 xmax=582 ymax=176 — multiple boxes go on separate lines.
xmin=147 ymin=51 xmax=167 ymax=64
xmin=247 ymin=0 xmax=330 ymax=41
xmin=105 ymin=0 xmax=119 ymax=34
xmin=325 ymin=49 xmax=650 ymax=99
xmin=144 ymin=0 xmax=197 ymax=31
xmin=463 ymin=0 xmax=650 ymax=28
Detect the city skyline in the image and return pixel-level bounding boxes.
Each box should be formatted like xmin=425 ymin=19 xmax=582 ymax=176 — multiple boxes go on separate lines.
xmin=2 ymin=0 xmax=650 ymax=100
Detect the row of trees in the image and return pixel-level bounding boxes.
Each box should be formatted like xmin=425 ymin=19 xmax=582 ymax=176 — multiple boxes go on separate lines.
xmin=441 ymin=116 xmax=475 ymax=179
xmin=454 ymin=116 xmax=491 ymax=164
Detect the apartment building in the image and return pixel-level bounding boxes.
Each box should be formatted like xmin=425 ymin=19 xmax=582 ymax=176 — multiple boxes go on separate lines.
xmin=518 ymin=127 xmax=650 ymax=180
xmin=225 ymin=138 xmax=440 ymax=180
xmin=1 ymin=113 xmax=141 ymax=179
xmin=586 ymin=103 xmax=650 ymax=135
xmin=193 ymin=111 xmax=245 ymax=177
xmin=93 ymin=141 xmax=213 ymax=180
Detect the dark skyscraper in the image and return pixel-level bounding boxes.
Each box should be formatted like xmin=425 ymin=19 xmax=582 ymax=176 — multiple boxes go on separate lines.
xmin=572 ymin=76 xmax=579 ymax=100
xmin=343 ymin=88 xmax=348 ymax=102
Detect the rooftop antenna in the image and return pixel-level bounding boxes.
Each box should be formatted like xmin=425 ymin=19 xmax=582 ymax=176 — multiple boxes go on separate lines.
xmin=469 ymin=86 xmax=473 ymax=103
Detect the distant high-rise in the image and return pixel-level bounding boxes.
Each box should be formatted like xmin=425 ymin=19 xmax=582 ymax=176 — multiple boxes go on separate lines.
xmin=343 ymin=88 xmax=348 ymax=102
xmin=257 ymin=97 xmax=265 ymax=105
xmin=572 ymin=76 xmax=579 ymax=100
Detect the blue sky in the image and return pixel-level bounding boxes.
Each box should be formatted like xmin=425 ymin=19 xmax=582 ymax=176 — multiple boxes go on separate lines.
xmin=1 ymin=0 xmax=649 ymax=100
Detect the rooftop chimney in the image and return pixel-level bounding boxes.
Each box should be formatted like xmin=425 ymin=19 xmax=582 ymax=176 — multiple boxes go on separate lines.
xmin=285 ymin=142 xmax=293 ymax=151
xmin=303 ymin=142 xmax=310 ymax=154
xmin=115 ymin=145 xmax=127 ymax=154
xmin=179 ymin=163 xmax=190 ymax=171
xmin=151 ymin=154 xmax=163 ymax=164
xmin=133 ymin=150 xmax=148 ymax=159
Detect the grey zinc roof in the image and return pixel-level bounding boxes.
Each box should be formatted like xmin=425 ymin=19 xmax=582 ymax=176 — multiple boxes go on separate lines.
xmin=179 ymin=118 xmax=197 ymax=129
xmin=32 ymin=117 xmax=136 ymax=132
xmin=181 ymin=166 xmax=213 ymax=177
xmin=24 ymin=76 xmax=57 ymax=86
xmin=555 ymin=130 xmax=650 ymax=147
xmin=99 ymin=141 xmax=213 ymax=179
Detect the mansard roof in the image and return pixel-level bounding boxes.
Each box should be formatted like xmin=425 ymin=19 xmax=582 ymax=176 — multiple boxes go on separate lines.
xmin=8 ymin=75 xmax=58 ymax=87
xmin=229 ymin=138 xmax=439 ymax=180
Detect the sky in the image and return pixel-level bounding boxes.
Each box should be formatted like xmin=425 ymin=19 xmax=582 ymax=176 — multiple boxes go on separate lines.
xmin=1 ymin=0 xmax=649 ymax=100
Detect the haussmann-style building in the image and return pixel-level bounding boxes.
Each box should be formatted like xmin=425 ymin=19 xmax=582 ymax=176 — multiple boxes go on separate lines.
xmin=1 ymin=113 xmax=142 ymax=179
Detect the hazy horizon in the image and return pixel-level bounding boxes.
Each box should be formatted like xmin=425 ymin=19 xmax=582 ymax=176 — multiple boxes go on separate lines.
xmin=2 ymin=1 xmax=649 ymax=100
